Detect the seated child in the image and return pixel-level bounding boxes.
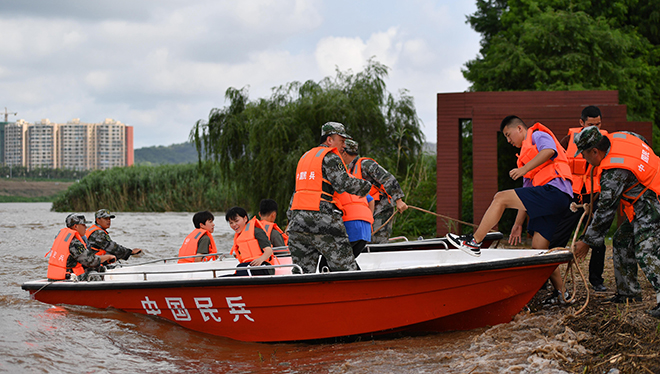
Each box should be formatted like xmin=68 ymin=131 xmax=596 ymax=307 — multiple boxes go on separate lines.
xmin=226 ymin=206 xmax=276 ymax=276
xmin=178 ymin=211 xmax=217 ymax=263
xmin=447 ymin=115 xmax=573 ymax=304
xmin=258 ymin=199 xmax=288 ymax=248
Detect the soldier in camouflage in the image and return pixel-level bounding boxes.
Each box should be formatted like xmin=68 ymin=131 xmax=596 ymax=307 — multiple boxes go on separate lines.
xmin=64 ymin=213 xmax=116 ymax=281
xmin=87 ymin=209 xmax=143 ymax=260
xmin=343 ymin=139 xmax=408 ymax=243
xmin=573 ymin=126 xmax=660 ymax=318
xmin=287 ymin=122 xmax=372 ymax=273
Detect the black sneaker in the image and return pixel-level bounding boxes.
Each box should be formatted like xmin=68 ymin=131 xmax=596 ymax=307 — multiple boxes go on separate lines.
xmin=647 ymin=304 xmax=660 ymax=319
xmin=543 ymin=290 xmax=572 ymax=306
xmin=543 ymin=290 xmax=561 ymax=305
xmin=604 ymin=294 xmax=642 ymax=303
xmin=592 ymin=284 xmax=607 ymax=292
xmin=446 ymin=233 xmax=481 ymax=257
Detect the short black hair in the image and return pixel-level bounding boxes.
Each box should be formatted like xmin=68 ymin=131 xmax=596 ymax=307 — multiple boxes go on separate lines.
xmin=192 ymin=211 xmax=214 ymax=229
xmin=319 ymin=133 xmax=331 ymax=144
xmin=225 ymin=206 xmax=248 ymax=222
xmin=594 ymin=135 xmax=610 ymax=152
xmin=259 ymin=199 xmax=278 ymax=216
xmin=581 ymin=106 xmax=602 ymax=122
xmin=500 ymin=115 xmax=527 ymax=132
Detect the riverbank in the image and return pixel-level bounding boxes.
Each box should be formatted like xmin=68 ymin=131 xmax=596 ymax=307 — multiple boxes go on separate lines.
xmin=526 ymin=245 xmax=660 ymax=373
xmin=0 ymin=179 xmax=73 ymax=201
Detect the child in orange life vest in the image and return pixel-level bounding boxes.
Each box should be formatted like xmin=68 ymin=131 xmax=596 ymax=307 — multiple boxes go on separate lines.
xmin=226 ymin=206 xmax=275 ymax=276
xmin=258 ymin=199 xmax=288 ymax=248
xmin=447 ymin=116 xmax=573 ymax=303
xmin=177 ymin=211 xmax=217 ymax=263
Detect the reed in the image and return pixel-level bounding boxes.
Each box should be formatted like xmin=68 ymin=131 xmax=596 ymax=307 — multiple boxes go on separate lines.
xmin=51 ymin=163 xmax=245 ymax=212
xmin=392 ymin=152 xmax=438 ymax=238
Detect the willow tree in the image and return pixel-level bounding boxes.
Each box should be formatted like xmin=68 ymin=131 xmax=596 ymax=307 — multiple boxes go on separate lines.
xmin=190 ymin=59 xmax=424 ymax=221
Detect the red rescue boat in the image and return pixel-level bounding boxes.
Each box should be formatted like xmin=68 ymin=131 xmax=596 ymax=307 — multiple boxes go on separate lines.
xmin=22 ymin=243 xmax=571 ymax=342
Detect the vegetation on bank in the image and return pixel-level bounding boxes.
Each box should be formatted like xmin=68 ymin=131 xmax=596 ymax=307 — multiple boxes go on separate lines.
xmin=0 ymin=165 xmax=89 ymax=181
xmin=51 ymin=163 xmax=246 ymax=212
xmin=0 ymin=195 xmax=60 ymax=203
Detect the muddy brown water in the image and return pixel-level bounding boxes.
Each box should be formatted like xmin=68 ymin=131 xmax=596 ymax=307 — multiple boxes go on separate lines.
xmin=0 ymin=203 xmax=585 ymax=373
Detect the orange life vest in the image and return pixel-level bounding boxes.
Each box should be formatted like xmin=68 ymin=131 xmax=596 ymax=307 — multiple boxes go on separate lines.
xmin=230 ymin=217 xmax=276 ymax=264
xmin=45 ymin=227 xmax=85 ymax=280
xmin=517 ymin=122 xmax=572 ymax=187
xmin=599 ymin=132 xmax=660 ymax=221
xmin=352 ymin=157 xmax=390 ymax=202
xmin=335 ymin=161 xmax=375 ymax=223
xmin=290 ymin=146 xmax=345 ymax=211
xmin=177 ymin=229 xmax=218 ymax=263
xmin=85 ymin=224 xmax=108 ymax=255
xmin=565 ymin=127 xmax=607 ymax=194
xmin=260 ymin=221 xmax=289 ymax=246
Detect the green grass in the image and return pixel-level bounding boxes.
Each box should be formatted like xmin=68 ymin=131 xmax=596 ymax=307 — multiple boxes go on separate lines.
xmin=0 ymin=195 xmax=59 ymax=203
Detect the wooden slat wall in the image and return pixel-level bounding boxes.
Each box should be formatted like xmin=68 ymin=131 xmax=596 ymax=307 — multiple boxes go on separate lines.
xmin=436 ymin=91 xmax=653 ymax=236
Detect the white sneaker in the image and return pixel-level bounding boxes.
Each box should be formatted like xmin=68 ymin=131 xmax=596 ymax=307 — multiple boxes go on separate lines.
xmin=446 ymin=233 xmax=481 ymax=257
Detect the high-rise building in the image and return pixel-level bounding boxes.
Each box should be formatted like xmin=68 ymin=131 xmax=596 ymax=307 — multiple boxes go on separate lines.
xmin=96 ymin=118 xmax=126 ymax=170
xmin=4 ymin=120 xmax=28 ymax=167
xmin=26 ymin=119 xmax=58 ymax=169
xmin=2 ymin=118 xmax=134 ymax=170
xmin=57 ymin=118 xmax=89 ymax=171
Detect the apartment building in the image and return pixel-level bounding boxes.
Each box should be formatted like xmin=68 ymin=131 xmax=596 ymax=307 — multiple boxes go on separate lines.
xmin=3 ymin=118 xmax=134 ymax=170
xmin=4 ymin=119 xmax=29 ymax=167
xmin=27 ymin=119 xmax=58 ymax=169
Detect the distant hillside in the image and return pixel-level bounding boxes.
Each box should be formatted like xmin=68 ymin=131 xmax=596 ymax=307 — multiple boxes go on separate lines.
xmin=134 ymin=142 xmax=198 ymax=165
xmin=423 ymin=142 xmax=436 ymax=155
xmin=135 ymin=141 xmax=436 ymax=165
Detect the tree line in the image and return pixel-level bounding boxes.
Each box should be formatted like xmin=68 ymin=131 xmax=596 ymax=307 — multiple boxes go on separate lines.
xmin=190 ymin=59 xmax=436 ymax=236
xmin=53 ymin=60 xmax=438 ymax=237
xmin=0 ymin=165 xmax=89 ymax=181
xmin=464 ymin=0 xmax=659 ymax=150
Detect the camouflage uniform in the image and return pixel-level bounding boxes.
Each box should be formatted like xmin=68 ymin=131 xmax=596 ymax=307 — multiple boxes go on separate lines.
xmin=63 ymin=214 xmax=104 ymax=281
xmin=582 ymin=168 xmax=660 ymax=299
xmin=287 ymin=144 xmax=372 ymax=274
xmin=346 ymin=157 xmax=405 ymax=243
xmin=67 ymin=236 xmax=104 ymax=281
xmin=87 ymin=226 xmax=134 ymax=260
xmin=578 ymin=130 xmax=660 ymax=299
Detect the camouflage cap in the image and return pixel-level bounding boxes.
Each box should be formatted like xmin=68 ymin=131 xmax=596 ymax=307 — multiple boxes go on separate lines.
xmin=344 ymin=139 xmax=359 ymax=154
xmin=66 ymin=213 xmax=92 ymax=227
xmin=95 ymin=209 xmax=116 ymax=219
xmin=573 ymin=126 xmax=604 ymax=157
xmin=321 ymin=122 xmax=352 ymax=139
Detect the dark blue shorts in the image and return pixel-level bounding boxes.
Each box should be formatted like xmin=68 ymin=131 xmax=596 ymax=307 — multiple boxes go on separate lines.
xmin=514 ymin=185 xmax=571 ymax=242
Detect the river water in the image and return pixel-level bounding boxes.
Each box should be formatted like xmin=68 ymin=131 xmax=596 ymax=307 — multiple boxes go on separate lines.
xmin=0 ymin=203 xmax=588 ymax=373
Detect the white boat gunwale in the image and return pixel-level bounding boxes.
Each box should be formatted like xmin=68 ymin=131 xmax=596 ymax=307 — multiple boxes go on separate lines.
xmin=22 ymin=249 xmax=573 ymax=291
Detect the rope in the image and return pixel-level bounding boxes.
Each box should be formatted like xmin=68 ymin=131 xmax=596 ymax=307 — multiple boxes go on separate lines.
xmin=559 ymin=202 xmax=591 ymax=316
xmin=372 ymin=210 xmax=398 ymax=234
xmin=407 ymin=205 xmax=481 ymax=229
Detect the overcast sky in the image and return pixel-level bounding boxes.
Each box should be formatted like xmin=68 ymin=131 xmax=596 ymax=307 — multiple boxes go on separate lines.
xmin=0 ymin=0 xmax=481 ymax=148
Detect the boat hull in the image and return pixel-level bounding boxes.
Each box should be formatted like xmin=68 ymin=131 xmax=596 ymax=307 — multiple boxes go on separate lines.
xmin=23 ymin=249 xmax=571 ymax=342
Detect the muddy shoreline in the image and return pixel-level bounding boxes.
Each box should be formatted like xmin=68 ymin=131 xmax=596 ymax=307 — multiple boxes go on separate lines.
xmin=0 ymin=179 xmax=73 ymax=198
xmin=527 ymin=246 xmax=659 ymax=373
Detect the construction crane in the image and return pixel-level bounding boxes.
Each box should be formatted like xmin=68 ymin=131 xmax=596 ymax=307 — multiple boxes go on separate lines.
xmin=3 ymin=107 xmax=17 ymax=122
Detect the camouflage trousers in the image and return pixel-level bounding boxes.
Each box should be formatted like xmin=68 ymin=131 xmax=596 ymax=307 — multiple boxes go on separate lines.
xmin=612 ymin=220 xmax=660 ymax=297
xmin=288 ymin=230 xmax=358 ymax=274
xmin=371 ymin=208 xmax=395 ymax=244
